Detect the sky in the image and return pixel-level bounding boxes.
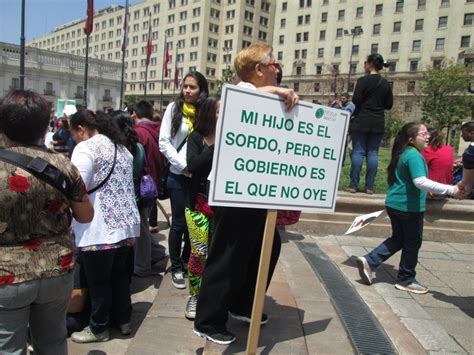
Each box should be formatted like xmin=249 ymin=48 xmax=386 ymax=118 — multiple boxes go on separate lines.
xmin=0 ymin=0 xmax=140 ymax=45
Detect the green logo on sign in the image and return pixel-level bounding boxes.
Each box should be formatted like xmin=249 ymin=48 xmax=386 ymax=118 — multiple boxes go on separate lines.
xmin=315 ymin=108 xmax=324 ymax=119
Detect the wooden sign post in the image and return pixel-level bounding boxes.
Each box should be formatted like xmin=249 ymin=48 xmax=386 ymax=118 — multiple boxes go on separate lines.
xmin=208 ymin=84 xmax=349 ymax=353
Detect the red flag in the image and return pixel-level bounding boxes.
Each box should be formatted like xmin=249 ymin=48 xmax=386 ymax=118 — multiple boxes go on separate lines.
xmin=83 ymin=0 xmax=94 ymax=36
xmin=174 ymin=51 xmax=179 ymax=88
xmin=121 ymin=0 xmax=129 ymax=51
xmin=145 ymin=19 xmax=152 ymax=65
xmin=164 ymin=47 xmax=170 ymax=77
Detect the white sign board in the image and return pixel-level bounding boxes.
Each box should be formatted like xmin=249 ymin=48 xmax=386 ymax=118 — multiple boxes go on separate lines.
xmin=208 ymin=84 xmax=350 ymax=212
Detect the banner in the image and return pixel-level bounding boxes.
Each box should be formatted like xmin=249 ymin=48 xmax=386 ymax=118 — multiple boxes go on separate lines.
xmin=208 ymin=84 xmax=350 ymax=212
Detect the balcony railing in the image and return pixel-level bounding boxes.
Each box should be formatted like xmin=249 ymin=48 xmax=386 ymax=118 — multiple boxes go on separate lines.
xmin=74 ymin=92 xmax=84 ymax=99
xmin=43 ymin=89 xmax=56 ymax=96
xmin=102 ymin=96 xmax=112 ymax=102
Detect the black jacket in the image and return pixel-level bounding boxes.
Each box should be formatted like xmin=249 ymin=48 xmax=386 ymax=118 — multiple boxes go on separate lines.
xmin=351 ymin=74 xmax=393 ymax=134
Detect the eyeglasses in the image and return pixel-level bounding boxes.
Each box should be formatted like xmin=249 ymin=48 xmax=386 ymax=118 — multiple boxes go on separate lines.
xmin=417 ymin=131 xmax=430 ymax=138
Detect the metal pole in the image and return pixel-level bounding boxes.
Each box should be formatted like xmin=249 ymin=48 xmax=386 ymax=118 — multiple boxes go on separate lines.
xmin=83 ymin=34 xmax=90 ymax=108
xmin=160 ymin=36 xmax=166 ymax=111
xmin=144 ymin=63 xmax=148 ymax=100
xmin=119 ymin=0 xmax=129 ymax=109
xmin=20 ymin=0 xmax=26 ymax=89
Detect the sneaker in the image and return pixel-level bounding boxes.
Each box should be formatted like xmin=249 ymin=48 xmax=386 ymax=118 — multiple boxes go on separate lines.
xmin=171 ymin=271 xmax=186 ymax=289
xmin=118 ymin=322 xmax=132 ymax=336
xmin=365 ymin=188 xmax=374 ymax=195
xmin=346 ymin=187 xmax=357 ymax=193
xmin=185 ymin=295 xmax=198 ymax=319
xmin=395 ymin=281 xmax=429 ymax=294
xmin=71 ymin=326 xmax=110 ymax=343
xmin=356 ymin=256 xmax=373 ymax=285
xmin=229 ymin=311 xmax=269 ymax=325
xmin=193 ymin=327 xmax=236 ymax=345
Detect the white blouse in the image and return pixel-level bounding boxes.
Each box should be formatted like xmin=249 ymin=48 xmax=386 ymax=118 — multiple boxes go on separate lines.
xmin=71 ymin=134 xmax=140 ymax=247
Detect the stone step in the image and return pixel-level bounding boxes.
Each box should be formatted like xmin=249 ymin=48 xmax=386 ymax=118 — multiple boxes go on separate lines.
xmin=288 ymin=192 xmax=474 ymax=244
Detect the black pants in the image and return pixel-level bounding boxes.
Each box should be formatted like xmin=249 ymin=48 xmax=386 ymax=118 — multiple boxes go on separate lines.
xmin=80 ymin=247 xmax=132 ymax=334
xmin=149 ymin=202 xmax=158 ymax=227
xmin=194 ymin=206 xmax=281 ymax=333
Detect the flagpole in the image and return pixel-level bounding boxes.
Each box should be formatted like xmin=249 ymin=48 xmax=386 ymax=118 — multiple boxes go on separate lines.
xmin=173 ymin=44 xmax=177 ymax=96
xmin=119 ymin=0 xmax=129 ymax=109
xmin=20 ymin=0 xmax=26 ymax=90
xmin=160 ymin=35 xmax=167 ymax=111
xmin=83 ymin=0 xmax=93 ymax=108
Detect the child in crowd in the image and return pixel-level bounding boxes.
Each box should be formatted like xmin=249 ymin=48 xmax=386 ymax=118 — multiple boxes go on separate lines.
xmin=183 ymin=96 xmax=220 ymax=319
xmin=356 ymin=123 xmax=462 ymax=294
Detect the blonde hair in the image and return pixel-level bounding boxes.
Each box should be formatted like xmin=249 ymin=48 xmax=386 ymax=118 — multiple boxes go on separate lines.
xmin=234 ymin=43 xmax=273 ymax=82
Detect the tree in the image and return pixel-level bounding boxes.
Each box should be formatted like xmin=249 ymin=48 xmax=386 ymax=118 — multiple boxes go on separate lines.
xmin=125 ymin=94 xmax=138 ymax=107
xmin=420 ymin=63 xmax=473 ymax=137
xmin=211 ymin=67 xmax=235 ymax=96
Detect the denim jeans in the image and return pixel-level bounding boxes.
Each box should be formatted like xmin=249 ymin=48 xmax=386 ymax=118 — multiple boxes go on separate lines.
xmin=167 ymin=172 xmax=191 ymax=273
xmin=365 ymin=207 xmax=424 ymax=285
xmin=0 ymin=272 xmax=73 ymax=355
xmin=80 ymin=247 xmax=132 ymax=334
xmin=349 ymin=131 xmax=384 ymax=190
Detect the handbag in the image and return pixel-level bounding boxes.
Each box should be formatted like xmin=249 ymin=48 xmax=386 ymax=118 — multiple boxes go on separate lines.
xmin=157 ymin=138 xmax=187 ymax=200
xmin=0 ymin=148 xmax=75 ymax=199
xmin=140 ymin=153 xmax=158 ymax=205
xmin=87 ymin=144 xmax=117 ymax=194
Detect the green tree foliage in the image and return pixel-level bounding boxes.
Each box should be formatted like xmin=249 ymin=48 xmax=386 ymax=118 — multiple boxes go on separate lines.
xmin=125 ymin=94 xmax=138 ymax=107
xmin=420 ymin=63 xmax=473 ymax=131
xmin=385 ymin=112 xmax=405 ymax=141
xmin=211 ymin=67 xmax=236 ymax=96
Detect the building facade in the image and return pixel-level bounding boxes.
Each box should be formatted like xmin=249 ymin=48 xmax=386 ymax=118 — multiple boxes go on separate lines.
xmin=28 ymin=0 xmax=275 ymax=109
xmin=1 ymin=42 xmax=121 ymax=111
xmin=273 ymin=0 xmax=474 ymax=121
xmin=27 ymin=0 xmax=473 ymax=118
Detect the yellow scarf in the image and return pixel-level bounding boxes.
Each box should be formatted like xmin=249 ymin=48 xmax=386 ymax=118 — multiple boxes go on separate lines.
xmin=183 ymin=102 xmax=196 ymax=135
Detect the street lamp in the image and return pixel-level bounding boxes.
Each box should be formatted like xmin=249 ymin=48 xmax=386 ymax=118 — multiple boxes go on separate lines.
xmin=344 ymin=27 xmax=363 ymax=92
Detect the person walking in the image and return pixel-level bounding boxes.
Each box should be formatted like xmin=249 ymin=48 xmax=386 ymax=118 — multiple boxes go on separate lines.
xmin=183 ymin=96 xmax=220 ymax=320
xmin=193 ymin=43 xmax=299 ymax=344
xmin=356 ymin=122 xmax=462 ymax=294
xmin=349 ymin=54 xmax=393 ymax=194
xmin=159 ymin=72 xmax=209 ymax=289
xmin=69 ymin=110 xmax=140 ymax=343
xmin=0 ymin=90 xmax=93 ymax=355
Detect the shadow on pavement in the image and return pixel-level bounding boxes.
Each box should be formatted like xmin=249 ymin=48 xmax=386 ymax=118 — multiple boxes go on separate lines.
xmin=280 ymin=230 xmax=305 ymax=243
xmin=431 ymin=291 xmax=474 ymax=318
xmin=130 ymin=273 xmax=163 ymax=294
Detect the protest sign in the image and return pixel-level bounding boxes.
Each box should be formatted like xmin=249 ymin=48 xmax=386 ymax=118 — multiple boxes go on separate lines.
xmin=208 ymin=84 xmax=350 ymax=212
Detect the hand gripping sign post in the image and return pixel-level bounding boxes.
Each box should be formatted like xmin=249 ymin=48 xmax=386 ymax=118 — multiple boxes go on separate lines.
xmin=208 ymin=84 xmax=349 ymax=354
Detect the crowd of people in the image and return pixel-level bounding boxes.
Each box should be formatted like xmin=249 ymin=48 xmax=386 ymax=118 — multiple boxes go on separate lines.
xmin=0 ymin=43 xmax=473 ymax=353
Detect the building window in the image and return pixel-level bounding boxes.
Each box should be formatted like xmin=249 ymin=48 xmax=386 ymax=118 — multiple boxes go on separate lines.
xmin=294 ymin=82 xmax=299 ymax=92
xmin=464 ymin=13 xmax=474 ymax=26
xmin=387 ymin=61 xmax=396 ymax=72
xmin=395 ymin=0 xmax=404 ymax=12
xmin=352 ymin=45 xmax=359 ymax=55
xmin=321 ymin=12 xmax=327 ymax=22
xmin=320 ymin=30 xmax=326 ymax=40
xmin=412 ymin=40 xmax=421 ymax=51
xmin=435 ymin=38 xmax=445 ymax=50
xmin=391 ymin=42 xmax=399 ymax=53
xmin=418 ymin=0 xmax=426 ymax=9
xmin=302 ymin=49 xmax=307 ymax=59
xmin=279 ymin=35 xmax=284 ymax=44
xmin=296 ymin=33 xmax=302 ymax=42
xmin=373 ymin=24 xmax=381 ymax=35
xmin=280 ymin=18 xmax=286 ymax=28
xmin=438 ymin=16 xmax=448 ymax=28
xmin=393 ymin=21 xmax=401 ymax=32
xmin=356 ymin=7 xmax=363 ymax=17
xmin=305 ymin=15 xmax=311 ymax=24
xmin=336 ymin=28 xmax=343 ymax=38
xmin=375 ymin=4 xmax=383 ymax=15
xmin=296 ymin=67 xmax=302 ymax=75
xmin=410 ymin=60 xmax=419 ymax=72
xmin=314 ymin=83 xmax=320 ymax=92
xmin=303 ymin=32 xmax=309 ymax=41
xmin=282 ymin=2 xmax=287 ymax=11
xmin=334 ymin=46 xmax=341 ymax=56
xmin=350 ymin=63 xmax=357 ymax=73
xmin=407 ymin=81 xmax=415 ymax=92
xmin=318 ymin=48 xmax=324 ymax=57
xmin=415 ymin=19 xmax=424 ymax=31
xmin=338 ymin=10 xmax=345 ymax=20
xmin=316 ymin=65 xmax=322 ymax=75
xmin=433 ymin=59 xmax=443 ymax=68
xmin=404 ymin=102 xmax=412 ymax=112
xmin=278 ymin=51 xmax=283 ymax=60
xmin=440 ymin=0 xmax=449 ymax=7
xmin=461 ymin=35 xmax=471 ymax=48
xmin=371 ymin=43 xmax=378 ymax=54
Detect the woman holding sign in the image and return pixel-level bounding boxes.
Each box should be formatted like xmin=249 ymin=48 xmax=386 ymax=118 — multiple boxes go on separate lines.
xmin=159 ymin=72 xmax=209 ymax=289
xmin=194 ymin=44 xmax=299 ymax=344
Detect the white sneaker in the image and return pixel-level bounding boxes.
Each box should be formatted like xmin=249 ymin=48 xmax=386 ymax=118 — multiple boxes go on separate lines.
xmin=356 ymin=256 xmax=373 ymax=285
xmin=171 ymin=271 xmax=186 ymax=289
xmin=185 ymin=295 xmax=198 ymax=319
